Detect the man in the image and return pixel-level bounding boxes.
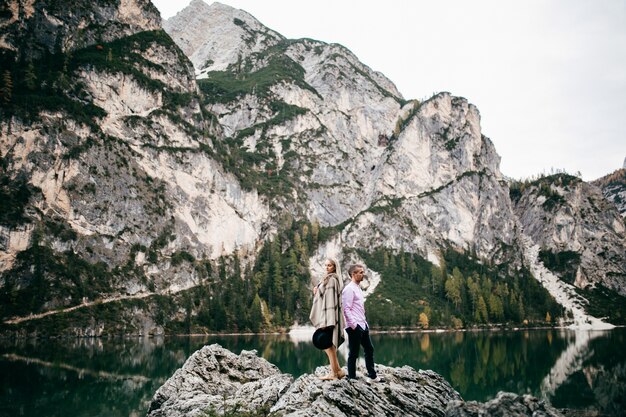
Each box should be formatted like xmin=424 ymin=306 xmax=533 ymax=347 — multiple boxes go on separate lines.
xmin=341 ymin=264 xmax=384 ymax=383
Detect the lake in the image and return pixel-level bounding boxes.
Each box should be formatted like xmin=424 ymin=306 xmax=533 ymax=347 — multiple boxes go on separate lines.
xmin=0 ymin=328 xmax=625 ymax=417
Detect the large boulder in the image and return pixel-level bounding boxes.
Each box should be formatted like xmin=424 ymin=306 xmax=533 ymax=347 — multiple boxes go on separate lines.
xmin=146 ymin=344 xmax=565 ymax=417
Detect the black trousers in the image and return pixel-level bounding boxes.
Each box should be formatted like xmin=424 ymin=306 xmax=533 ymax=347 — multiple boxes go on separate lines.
xmin=346 ymin=325 xmax=376 ymax=378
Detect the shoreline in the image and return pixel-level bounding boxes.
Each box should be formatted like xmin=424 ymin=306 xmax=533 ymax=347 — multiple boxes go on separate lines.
xmin=1 ymin=324 xmax=623 ymax=340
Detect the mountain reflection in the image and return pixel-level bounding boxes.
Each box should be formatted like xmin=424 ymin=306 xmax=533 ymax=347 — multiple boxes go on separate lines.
xmin=0 ymin=329 xmax=625 ymax=417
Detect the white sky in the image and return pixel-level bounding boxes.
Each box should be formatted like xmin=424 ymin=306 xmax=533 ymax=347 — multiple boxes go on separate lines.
xmin=153 ymin=0 xmax=626 ymax=181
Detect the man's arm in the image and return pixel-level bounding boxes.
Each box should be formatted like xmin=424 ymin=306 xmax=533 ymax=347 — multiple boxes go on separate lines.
xmin=342 ymin=285 xmax=357 ymax=329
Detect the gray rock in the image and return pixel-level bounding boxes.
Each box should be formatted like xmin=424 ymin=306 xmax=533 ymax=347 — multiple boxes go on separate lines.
xmin=271 ymin=366 xmax=461 ymax=417
xmin=147 ymin=344 xmax=292 ymax=417
xmin=446 ymin=391 xmax=564 ymax=417
xmin=147 ymin=344 xmax=566 ymax=417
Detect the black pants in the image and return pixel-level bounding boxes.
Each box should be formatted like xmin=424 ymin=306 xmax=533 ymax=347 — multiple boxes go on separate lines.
xmin=346 ymin=325 xmax=376 ymax=379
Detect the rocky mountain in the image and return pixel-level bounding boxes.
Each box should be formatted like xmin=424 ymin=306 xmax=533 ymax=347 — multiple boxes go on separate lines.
xmin=511 ymin=174 xmax=625 ymax=293
xmin=1 ymin=0 xmax=624 ymax=336
xmin=164 ymin=1 xmax=518 ymax=264
xmin=1 ymin=0 xmax=271 ymax=335
xmin=592 ymin=167 xmax=626 ymax=217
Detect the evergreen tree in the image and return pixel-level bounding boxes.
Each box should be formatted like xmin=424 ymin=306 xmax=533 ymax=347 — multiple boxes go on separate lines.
xmin=445 ymin=269 xmax=463 ymax=310
xmin=476 ymin=296 xmax=488 ymax=323
xmin=273 ymin=260 xmax=283 ymax=304
xmin=488 ymin=293 xmax=504 ymax=321
xmin=431 ymin=265 xmax=443 ymax=295
xmin=311 ymin=220 xmax=320 ymax=245
xmin=24 ymin=61 xmax=37 ymax=90
xmin=518 ymin=297 xmax=525 ymax=322
xmin=1 ymin=70 xmax=12 ymax=104
xmin=250 ymin=294 xmax=263 ymax=332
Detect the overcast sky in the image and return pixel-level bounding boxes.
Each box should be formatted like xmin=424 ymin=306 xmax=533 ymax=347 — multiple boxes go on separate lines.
xmin=153 ymin=0 xmax=625 ymax=181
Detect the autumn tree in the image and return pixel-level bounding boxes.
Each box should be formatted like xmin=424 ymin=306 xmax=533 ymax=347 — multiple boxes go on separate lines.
xmin=419 ymin=312 xmax=429 ymax=329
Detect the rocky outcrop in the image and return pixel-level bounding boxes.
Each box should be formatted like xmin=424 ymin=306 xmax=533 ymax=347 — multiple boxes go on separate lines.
xmin=0 ymin=0 xmax=161 ymax=59
xmin=446 ymin=392 xmax=563 ymax=417
xmin=163 ymin=0 xmax=284 ymax=76
xmin=147 ymin=344 xmax=564 ymax=417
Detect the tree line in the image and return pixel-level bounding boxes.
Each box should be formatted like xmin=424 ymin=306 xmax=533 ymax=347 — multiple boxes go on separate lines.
xmin=362 ymin=248 xmax=564 ymax=329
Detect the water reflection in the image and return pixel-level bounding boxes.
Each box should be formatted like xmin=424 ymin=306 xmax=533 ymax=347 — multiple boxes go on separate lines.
xmin=0 ymin=328 xmax=624 ymax=417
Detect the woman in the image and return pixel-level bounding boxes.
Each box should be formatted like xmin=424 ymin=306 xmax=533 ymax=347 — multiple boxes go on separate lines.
xmin=309 ymin=259 xmax=346 ymax=380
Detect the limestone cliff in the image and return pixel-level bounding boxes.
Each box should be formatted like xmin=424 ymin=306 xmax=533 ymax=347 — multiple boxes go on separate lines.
xmin=592 ymin=168 xmax=626 ymax=218
xmin=0 ymin=0 xmax=271 ymax=335
xmin=511 ymin=174 xmax=626 ymax=297
xmin=1 ymin=0 xmax=624 ymax=335
xmin=165 ymin=1 xmax=519 ymax=265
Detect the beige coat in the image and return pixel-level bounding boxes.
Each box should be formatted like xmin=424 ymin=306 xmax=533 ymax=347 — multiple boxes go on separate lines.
xmin=309 ymin=272 xmax=345 ymax=348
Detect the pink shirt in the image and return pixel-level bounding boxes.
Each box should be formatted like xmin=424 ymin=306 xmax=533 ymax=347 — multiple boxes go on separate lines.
xmin=342 ymin=281 xmax=368 ymax=330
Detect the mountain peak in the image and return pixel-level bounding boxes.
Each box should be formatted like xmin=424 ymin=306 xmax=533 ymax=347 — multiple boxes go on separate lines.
xmin=163 ymin=0 xmax=284 ymax=72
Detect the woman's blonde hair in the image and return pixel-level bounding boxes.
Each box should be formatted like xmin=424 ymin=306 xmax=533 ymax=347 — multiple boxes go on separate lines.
xmin=323 ymin=258 xmax=342 ymax=285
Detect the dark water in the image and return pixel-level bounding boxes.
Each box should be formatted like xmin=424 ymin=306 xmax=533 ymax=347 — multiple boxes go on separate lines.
xmin=0 ymin=328 xmax=625 ymax=417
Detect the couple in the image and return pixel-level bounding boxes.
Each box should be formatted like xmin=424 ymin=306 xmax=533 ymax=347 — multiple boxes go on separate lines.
xmin=309 ymin=259 xmax=383 ymax=382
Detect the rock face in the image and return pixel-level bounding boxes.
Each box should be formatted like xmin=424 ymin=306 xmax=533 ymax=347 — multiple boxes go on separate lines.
xmin=147 ymin=344 xmax=292 ymax=417
xmin=0 ymin=0 xmax=271 ymax=334
xmin=146 ymin=343 xmax=564 ymax=417
xmin=512 ymin=174 xmax=626 ymax=296
xmin=164 ymin=1 xmax=520 ymax=265
xmin=0 ymin=0 xmax=161 ymax=59
xmin=163 ymin=0 xmax=284 ymax=76
xmin=592 ymin=168 xmax=626 ymax=218
xmin=1 ymin=0 xmax=625 ymax=335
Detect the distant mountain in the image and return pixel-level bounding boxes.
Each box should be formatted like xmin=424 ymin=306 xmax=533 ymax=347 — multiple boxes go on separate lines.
xmin=592 ymin=168 xmax=626 ymax=217
xmin=1 ymin=0 xmax=624 ymax=336
xmin=511 ymin=174 xmax=626 ymax=295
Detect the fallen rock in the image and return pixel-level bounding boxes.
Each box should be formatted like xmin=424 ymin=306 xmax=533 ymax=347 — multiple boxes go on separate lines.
xmin=146 ymin=344 xmax=564 ymax=417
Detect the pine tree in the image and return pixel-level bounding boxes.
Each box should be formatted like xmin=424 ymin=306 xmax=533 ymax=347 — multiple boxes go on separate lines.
xmin=24 ymin=61 xmax=37 ymax=90
xmin=311 ymin=220 xmax=320 ymax=245
xmin=476 ymin=296 xmax=488 ymax=323
xmin=1 ymin=70 xmax=13 ymax=104
xmin=445 ymin=269 xmax=463 ymax=310
xmin=430 ymin=265 xmax=442 ymax=295
xmin=250 ymin=294 xmax=263 ymax=332
xmin=518 ymin=297 xmax=525 ymax=322
xmin=273 ymin=260 xmax=284 ymax=305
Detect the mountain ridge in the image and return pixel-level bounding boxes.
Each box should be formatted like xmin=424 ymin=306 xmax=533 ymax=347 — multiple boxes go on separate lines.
xmin=0 ymin=0 xmax=624 ymax=336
